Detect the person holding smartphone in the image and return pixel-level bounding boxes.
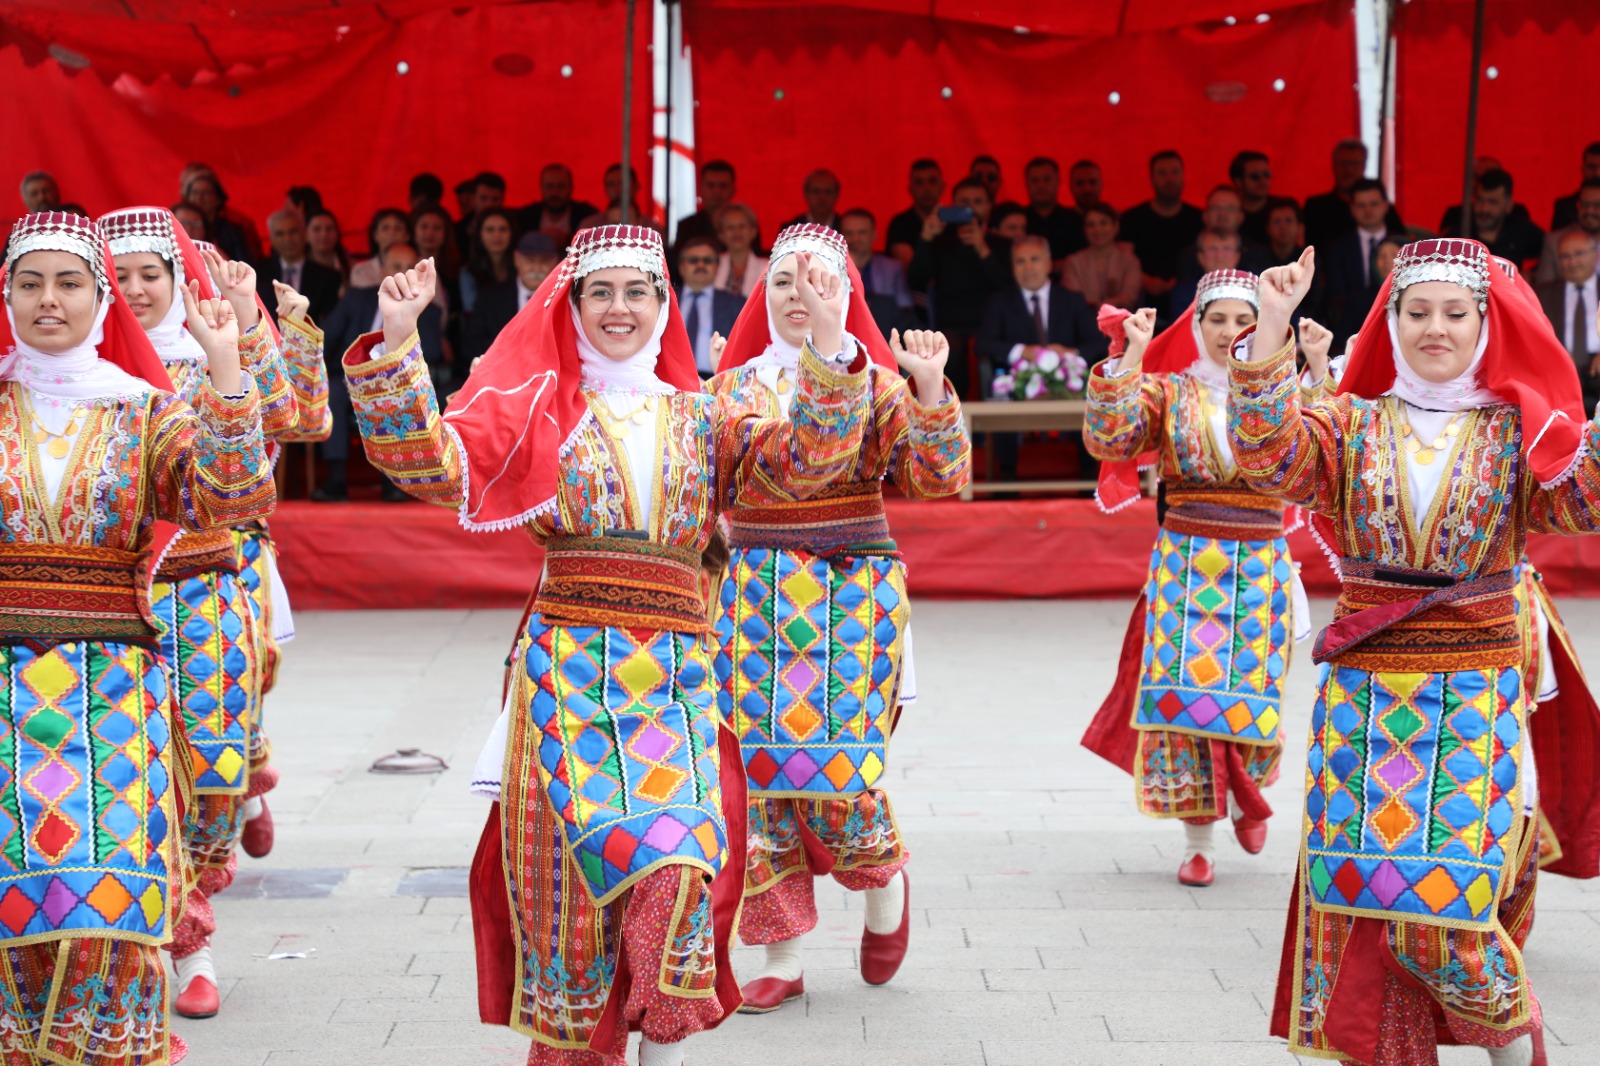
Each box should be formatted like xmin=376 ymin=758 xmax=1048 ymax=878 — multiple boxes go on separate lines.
xmin=908 ymin=177 xmax=1012 ymax=397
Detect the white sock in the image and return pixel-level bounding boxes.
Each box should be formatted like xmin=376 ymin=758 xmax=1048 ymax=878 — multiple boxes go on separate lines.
xmin=864 ymin=871 xmax=906 ymax=935
xmin=754 ymin=937 xmax=803 ymax=982
xmin=1183 ymin=821 xmax=1216 ymax=862
xmin=174 ymin=945 xmax=216 ymax=993
xmin=1487 ymin=1034 xmax=1534 ymax=1066
xmin=639 ymin=1037 xmax=685 ymax=1066
xmin=242 ymin=796 xmax=264 ymax=820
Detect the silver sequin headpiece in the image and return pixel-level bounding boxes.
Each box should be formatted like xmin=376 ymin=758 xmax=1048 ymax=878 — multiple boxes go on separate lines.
xmin=1194 ymin=269 xmax=1259 ymax=316
xmin=548 ymin=225 xmax=668 ymax=307
xmin=769 ymin=223 xmax=851 ymax=282
xmin=4 ymin=212 xmax=109 ymax=298
xmin=1387 ymin=238 xmax=1490 ymax=312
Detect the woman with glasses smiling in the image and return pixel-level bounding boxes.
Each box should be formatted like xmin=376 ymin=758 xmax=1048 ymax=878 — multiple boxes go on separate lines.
xmin=340 ymin=225 xmax=885 ymax=1066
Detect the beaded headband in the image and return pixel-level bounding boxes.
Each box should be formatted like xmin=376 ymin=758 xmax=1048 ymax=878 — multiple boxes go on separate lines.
xmin=99 ymin=208 xmax=178 ymax=262
xmin=4 ymin=212 xmax=109 ymax=298
xmin=770 ymin=223 xmax=851 ymax=280
xmin=547 ymin=225 xmax=668 ymax=307
xmin=1387 ymin=238 xmax=1490 ymax=312
xmin=1194 ymin=269 xmax=1259 ymax=316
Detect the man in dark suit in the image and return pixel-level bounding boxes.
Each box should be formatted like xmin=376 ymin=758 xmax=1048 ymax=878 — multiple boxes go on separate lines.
xmin=1302 ymin=139 xmax=1406 ymax=252
xmin=1324 ymin=179 xmax=1402 ymax=348
xmin=780 ymin=168 xmax=843 ymax=232
xmin=1438 ymin=164 xmax=1541 ymax=263
xmin=516 ymin=163 xmax=599 ymax=250
xmin=1550 ymin=142 xmax=1600 ymax=231
xmin=841 ymin=208 xmax=917 ymax=342
xmin=255 ymin=209 xmax=342 ymax=324
xmin=312 ymin=242 xmax=445 ymax=502
xmin=976 ymin=234 xmax=1107 ymax=482
xmin=1537 ymin=228 xmax=1600 ymax=415
xmin=909 ymin=178 xmax=1012 ymax=398
xmin=674 ymin=236 xmax=743 ymax=377
xmin=670 ymin=161 xmax=735 ymax=263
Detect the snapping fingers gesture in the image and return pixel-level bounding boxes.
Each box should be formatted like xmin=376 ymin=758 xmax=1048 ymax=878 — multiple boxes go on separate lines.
xmin=890 ymin=328 xmax=951 ymax=404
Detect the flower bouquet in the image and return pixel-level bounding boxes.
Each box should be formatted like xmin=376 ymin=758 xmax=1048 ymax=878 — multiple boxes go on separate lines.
xmin=992 ymin=345 xmax=1088 ymax=400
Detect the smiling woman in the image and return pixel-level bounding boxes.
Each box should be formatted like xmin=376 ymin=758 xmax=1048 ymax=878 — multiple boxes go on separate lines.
xmin=0 ymin=211 xmax=274 ymax=1066
xmin=1228 ymin=238 xmax=1600 ymax=1066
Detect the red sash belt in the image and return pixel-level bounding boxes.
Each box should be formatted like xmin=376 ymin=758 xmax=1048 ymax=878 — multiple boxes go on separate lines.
xmin=155 ymin=527 xmax=241 ymax=582
xmin=536 ymin=535 xmax=709 ymax=634
xmin=726 ymin=484 xmax=897 ymax=558
xmin=1161 ymin=487 xmax=1286 ymax=541
xmin=1313 ymin=561 xmax=1518 ymax=671
xmin=0 ymin=542 xmax=157 ymax=643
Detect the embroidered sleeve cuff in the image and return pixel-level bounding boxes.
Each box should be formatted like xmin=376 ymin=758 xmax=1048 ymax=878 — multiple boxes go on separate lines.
xmin=800 ymin=337 xmax=870 ymax=394
xmin=279 ymin=313 xmax=324 ymax=350
xmin=1087 ymin=359 xmax=1143 ymax=403
xmin=1229 ymin=327 xmax=1296 ymax=380
xmin=237 ymin=321 xmax=275 ymax=371
xmin=907 ymin=377 xmax=962 ymax=428
xmin=194 ymin=374 xmax=262 ymax=434
xmin=344 ymin=329 xmax=417 ymax=375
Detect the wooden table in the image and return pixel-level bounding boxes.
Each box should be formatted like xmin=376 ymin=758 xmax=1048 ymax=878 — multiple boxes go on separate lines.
xmin=959 ymin=398 xmax=1091 ymax=500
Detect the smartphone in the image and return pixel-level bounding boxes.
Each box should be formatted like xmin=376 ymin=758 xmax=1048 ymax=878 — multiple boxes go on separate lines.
xmin=936 ymin=205 xmax=975 ymax=225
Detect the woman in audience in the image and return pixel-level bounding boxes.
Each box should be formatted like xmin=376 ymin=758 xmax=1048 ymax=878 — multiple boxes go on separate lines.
xmin=306 ymin=209 xmax=352 ymax=292
xmin=714 ymin=202 xmax=767 ymax=297
xmin=348 ymin=207 xmax=412 ymax=289
xmin=1063 ymin=202 xmax=1142 ymax=309
xmin=1081 ymin=270 xmax=1328 ymax=888
xmin=343 ymin=226 xmax=882 ymax=1066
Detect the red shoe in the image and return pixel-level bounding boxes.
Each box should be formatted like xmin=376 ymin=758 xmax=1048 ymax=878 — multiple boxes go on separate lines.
xmin=737 ymin=974 xmax=804 ymax=1014
xmin=174 ymin=975 xmax=219 ymax=1019
xmin=241 ymin=799 xmax=274 ymax=859
xmin=1178 ymin=853 xmax=1214 ymax=887
xmin=172 ymin=1033 xmax=189 ymax=1064
xmin=1233 ymin=817 xmax=1268 ymax=855
xmin=860 ymin=872 xmax=910 ymax=986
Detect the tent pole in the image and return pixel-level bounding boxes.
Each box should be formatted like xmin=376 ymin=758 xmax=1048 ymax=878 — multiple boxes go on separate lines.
xmin=1376 ymin=0 xmax=1394 ymax=184
xmin=621 ymin=0 xmax=637 ymax=225
xmin=663 ymin=0 xmax=674 ymax=237
xmin=1458 ymin=0 xmax=1486 ymax=238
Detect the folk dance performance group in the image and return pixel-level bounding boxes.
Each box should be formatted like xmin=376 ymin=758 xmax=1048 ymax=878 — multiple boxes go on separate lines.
xmin=1 ymin=201 xmax=1598 ymax=1066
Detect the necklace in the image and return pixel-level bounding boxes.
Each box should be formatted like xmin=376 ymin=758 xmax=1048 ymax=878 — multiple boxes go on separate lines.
xmin=774 ymin=368 xmax=794 ymax=396
xmin=28 ymin=401 xmax=84 ymax=460
xmin=592 ymin=395 xmax=658 ymax=440
xmin=1400 ymin=412 xmax=1461 ymax=466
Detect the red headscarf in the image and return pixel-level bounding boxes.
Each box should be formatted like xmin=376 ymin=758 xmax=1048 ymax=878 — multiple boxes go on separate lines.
xmin=717 ymin=223 xmax=896 ymax=373
xmin=439 ymin=225 xmax=700 ymax=531
xmin=1094 ymin=270 xmax=1260 ymax=513
xmin=1339 ymin=238 xmax=1586 ymax=486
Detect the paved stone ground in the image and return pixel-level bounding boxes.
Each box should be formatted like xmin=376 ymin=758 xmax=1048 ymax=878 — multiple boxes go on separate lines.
xmin=181 ymin=600 xmax=1600 ymax=1065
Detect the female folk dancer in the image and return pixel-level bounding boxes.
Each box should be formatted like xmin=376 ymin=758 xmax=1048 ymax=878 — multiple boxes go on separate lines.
xmin=708 ymin=223 xmax=969 ymax=1011
xmin=99 ymin=208 xmax=319 ymax=1020
xmin=343 ymin=226 xmax=939 ymax=1065
xmin=0 ymin=211 xmax=272 ymax=1065
xmin=1231 ymin=241 xmax=1600 ymax=1066
xmin=1081 ymin=271 xmax=1327 ymax=887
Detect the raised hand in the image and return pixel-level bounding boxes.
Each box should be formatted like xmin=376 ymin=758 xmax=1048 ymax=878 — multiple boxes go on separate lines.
xmin=890 ymin=328 xmax=951 ymax=404
xmin=182 ymin=279 xmax=243 ymax=393
xmin=379 ymin=258 xmax=437 ymax=355
xmin=709 ymin=330 xmax=727 ymax=371
xmin=272 ymin=279 xmax=310 ymax=324
xmin=201 ymin=247 xmax=260 ymax=331
xmin=1120 ymin=308 xmax=1158 ymax=368
xmin=1297 ymin=316 xmax=1334 ymax=382
xmin=792 ymin=252 xmax=845 ymax=358
xmin=1256 ymin=246 xmax=1314 ymax=349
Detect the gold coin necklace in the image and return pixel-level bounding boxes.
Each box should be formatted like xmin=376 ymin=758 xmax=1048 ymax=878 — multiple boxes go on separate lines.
xmin=29 ymin=402 xmax=84 ymax=460
xmin=775 ymin=369 xmax=793 ymax=395
xmin=1400 ymin=412 xmax=1461 ymax=467
xmin=595 ymin=395 xmax=657 ymax=440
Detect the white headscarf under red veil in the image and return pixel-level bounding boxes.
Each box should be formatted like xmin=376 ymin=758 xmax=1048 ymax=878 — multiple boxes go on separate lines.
xmin=1336 ymin=237 xmax=1587 ymax=487
xmin=1094 ymin=269 xmax=1260 ymax=513
xmin=98 ymin=206 xmax=224 ymax=367
xmin=439 ymin=225 xmax=700 ymax=532
xmin=717 ymin=223 xmax=897 ymax=374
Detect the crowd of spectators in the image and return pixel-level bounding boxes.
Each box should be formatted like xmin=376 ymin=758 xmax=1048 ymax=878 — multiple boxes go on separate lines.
xmin=16 ymin=137 xmax=1600 ymax=495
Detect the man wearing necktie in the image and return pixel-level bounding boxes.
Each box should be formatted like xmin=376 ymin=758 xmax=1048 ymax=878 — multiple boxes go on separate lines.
xmin=675 ymin=236 xmax=745 ymax=378
xmin=255 ymin=208 xmax=343 ymax=324
xmin=1325 ymin=178 xmax=1397 ymax=349
xmin=1537 ymin=228 xmax=1600 ymax=415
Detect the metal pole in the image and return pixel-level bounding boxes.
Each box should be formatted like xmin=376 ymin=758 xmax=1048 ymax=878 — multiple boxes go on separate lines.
xmin=1376 ymin=0 xmax=1394 ymax=185
xmin=1459 ymin=0 xmax=1486 ymax=238
xmin=621 ymin=0 xmax=636 ymax=225
xmin=663 ymin=0 xmax=674 ymax=236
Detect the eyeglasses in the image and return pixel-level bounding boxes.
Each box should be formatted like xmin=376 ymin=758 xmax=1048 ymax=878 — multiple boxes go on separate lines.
xmin=1246 ymin=170 xmax=1272 ymax=181
xmin=681 ymin=256 xmax=718 ymax=267
xmin=582 ymin=285 xmax=657 ymax=312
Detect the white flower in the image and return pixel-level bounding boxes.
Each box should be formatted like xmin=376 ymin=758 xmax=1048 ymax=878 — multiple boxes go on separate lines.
xmin=992 ymin=374 xmax=1015 ymax=398
xmin=1035 ymin=349 xmax=1061 ymax=373
xmin=1024 ymin=374 xmax=1047 ymax=399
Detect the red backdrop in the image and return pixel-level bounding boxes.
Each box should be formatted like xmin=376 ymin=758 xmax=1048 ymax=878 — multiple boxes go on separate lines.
xmin=1393 ymin=3 xmax=1600 ymax=232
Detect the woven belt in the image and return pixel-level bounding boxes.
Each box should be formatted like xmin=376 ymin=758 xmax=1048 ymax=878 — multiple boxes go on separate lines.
xmin=536 ymin=535 xmax=709 ymax=633
xmin=727 ymin=485 xmax=897 ymax=558
xmin=155 ymin=527 xmax=240 ymax=582
xmin=0 ymin=543 xmax=156 ymax=643
xmin=1314 ymin=561 xmax=1519 ymax=671
xmin=1161 ymin=488 xmax=1285 ymax=541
